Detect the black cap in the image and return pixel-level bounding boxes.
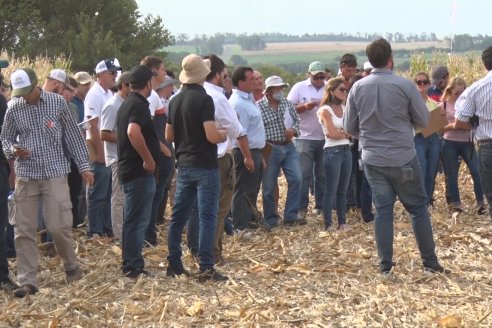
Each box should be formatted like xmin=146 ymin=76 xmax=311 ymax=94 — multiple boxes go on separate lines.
xmin=130 ymin=65 xmax=157 ymax=85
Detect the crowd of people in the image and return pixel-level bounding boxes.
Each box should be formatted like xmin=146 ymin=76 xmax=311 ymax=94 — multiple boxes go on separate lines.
xmin=1 ymin=38 xmax=492 ymax=298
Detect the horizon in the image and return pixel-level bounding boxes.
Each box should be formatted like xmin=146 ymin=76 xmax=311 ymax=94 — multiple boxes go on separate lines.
xmin=136 ymin=0 xmax=488 ymax=40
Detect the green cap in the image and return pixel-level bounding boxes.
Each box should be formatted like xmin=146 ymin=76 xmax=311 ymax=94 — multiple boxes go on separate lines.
xmin=0 ymin=59 xmax=8 ymax=69
xmin=308 ymin=61 xmax=325 ymax=75
xmin=11 ymin=68 xmax=38 ymax=97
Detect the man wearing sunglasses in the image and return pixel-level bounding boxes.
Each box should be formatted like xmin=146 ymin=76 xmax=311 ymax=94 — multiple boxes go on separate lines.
xmin=85 ymin=58 xmax=121 ymax=239
xmin=287 ymin=61 xmax=327 ymax=219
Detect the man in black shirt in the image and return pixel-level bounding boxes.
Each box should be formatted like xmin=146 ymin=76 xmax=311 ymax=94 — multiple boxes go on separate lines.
xmin=166 ymin=54 xmax=228 ymax=282
xmin=116 ymin=65 xmax=159 ymax=278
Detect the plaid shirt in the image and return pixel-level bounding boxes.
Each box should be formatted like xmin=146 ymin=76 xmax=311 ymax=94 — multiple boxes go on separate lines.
xmin=1 ymin=89 xmax=90 ymax=179
xmin=257 ymin=96 xmax=300 ymax=142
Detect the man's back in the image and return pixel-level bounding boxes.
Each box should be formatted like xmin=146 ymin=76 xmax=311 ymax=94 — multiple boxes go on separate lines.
xmin=168 ymin=84 xmax=217 ymax=168
xmin=345 ymin=68 xmax=429 ymax=167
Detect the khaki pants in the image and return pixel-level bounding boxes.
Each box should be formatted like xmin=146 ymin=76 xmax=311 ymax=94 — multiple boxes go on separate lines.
xmin=110 ymin=163 xmax=124 ymax=241
xmin=12 ymin=176 xmax=78 ymax=287
xmin=214 ymin=153 xmax=235 ymax=259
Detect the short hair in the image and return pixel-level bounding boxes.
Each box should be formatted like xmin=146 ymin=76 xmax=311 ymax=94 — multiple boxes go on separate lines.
xmin=232 ymin=66 xmax=254 ymax=87
xmin=140 ymin=56 xmax=163 ymax=70
xmin=482 ymin=45 xmax=492 ymax=71
xmin=165 ymin=69 xmax=175 ymax=79
xmin=203 ymin=54 xmax=225 ymax=82
xmin=366 ymin=38 xmax=392 ymax=69
xmin=340 ymin=53 xmax=357 ymax=67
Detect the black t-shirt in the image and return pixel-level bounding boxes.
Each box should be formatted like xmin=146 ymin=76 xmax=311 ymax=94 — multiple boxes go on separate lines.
xmin=116 ymin=92 xmax=160 ymax=183
xmin=167 ymin=84 xmax=218 ymax=168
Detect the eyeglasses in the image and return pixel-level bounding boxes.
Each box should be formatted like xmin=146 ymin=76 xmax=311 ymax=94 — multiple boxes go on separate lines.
xmin=415 ymin=79 xmax=430 ymax=86
xmin=312 ymin=74 xmax=326 ymax=81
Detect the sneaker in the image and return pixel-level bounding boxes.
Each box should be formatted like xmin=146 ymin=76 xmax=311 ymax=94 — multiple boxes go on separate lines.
xmin=283 ymin=218 xmax=307 ymax=227
xmin=198 ymin=268 xmax=228 ymax=282
xmin=166 ymin=265 xmax=191 ymax=278
xmin=424 ymin=263 xmax=451 ymax=274
xmin=0 ymin=278 xmax=19 ymax=292
xmin=14 ymin=284 xmax=38 ymax=298
xmin=477 ymin=205 xmax=487 ymax=215
xmin=124 ymin=268 xmax=153 ymax=279
xmin=66 ymin=267 xmax=83 ymax=283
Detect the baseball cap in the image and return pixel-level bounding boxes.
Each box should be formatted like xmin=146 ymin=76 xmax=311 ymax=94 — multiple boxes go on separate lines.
xmin=129 ymin=65 xmax=156 ymax=85
xmin=308 ymin=61 xmax=325 ymax=75
xmin=74 ymin=71 xmax=93 ymax=85
xmin=95 ymin=58 xmax=122 ymax=74
xmin=263 ymin=75 xmax=289 ymax=93
xmin=0 ymin=59 xmax=8 ymax=69
xmin=11 ymin=68 xmax=38 ymax=97
xmin=156 ymin=75 xmax=179 ymax=90
xmin=363 ymin=62 xmax=373 ymax=71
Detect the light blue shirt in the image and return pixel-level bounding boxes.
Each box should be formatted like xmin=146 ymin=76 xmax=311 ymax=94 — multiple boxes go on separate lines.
xmin=229 ymin=89 xmax=265 ymax=149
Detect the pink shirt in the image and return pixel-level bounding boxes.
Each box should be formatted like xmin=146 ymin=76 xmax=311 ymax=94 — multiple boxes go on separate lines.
xmin=443 ymin=101 xmax=471 ymax=142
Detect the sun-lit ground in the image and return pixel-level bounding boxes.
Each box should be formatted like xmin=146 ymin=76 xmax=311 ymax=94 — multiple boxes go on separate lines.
xmin=1 ymin=171 xmax=491 ymax=327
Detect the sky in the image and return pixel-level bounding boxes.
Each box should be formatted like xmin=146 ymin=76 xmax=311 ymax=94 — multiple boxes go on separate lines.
xmin=136 ymin=0 xmax=488 ymax=39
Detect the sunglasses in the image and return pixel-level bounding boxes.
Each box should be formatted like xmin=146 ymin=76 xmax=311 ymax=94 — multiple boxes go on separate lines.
xmin=312 ymin=74 xmax=326 ymax=81
xmin=337 ymin=87 xmax=347 ymax=92
xmin=415 ymin=79 xmax=430 ymax=86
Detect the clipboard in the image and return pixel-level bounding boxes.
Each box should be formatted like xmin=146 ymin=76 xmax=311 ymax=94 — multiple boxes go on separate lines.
xmin=421 ymin=107 xmax=448 ymax=138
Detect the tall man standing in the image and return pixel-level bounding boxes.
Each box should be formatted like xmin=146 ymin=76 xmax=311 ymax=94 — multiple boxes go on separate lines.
xmin=229 ymin=66 xmax=266 ymax=233
xmin=85 ymin=58 xmax=121 ymax=238
xmin=116 ymin=65 xmax=159 ymax=278
xmin=454 ymin=46 xmax=492 ymax=219
xmin=166 ymin=54 xmax=228 ymax=282
xmin=1 ymin=68 xmax=93 ymax=297
xmin=287 ymin=62 xmax=326 ymax=218
xmin=344 ymin=38 xmax=448 ymax=275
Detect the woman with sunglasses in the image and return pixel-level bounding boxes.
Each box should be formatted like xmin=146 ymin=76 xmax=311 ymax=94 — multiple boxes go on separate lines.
xmin=317 ymin=78 xmax=352 ymax=230
xmin=440 ymin=77 xmax=485 ymax=214
xmin=413 ymin=72 xmax=442 ymax=207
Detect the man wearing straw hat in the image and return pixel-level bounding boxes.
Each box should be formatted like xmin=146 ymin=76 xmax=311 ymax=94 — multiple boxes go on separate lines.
xmin=166 ymin=54 xmax=228 ymax=282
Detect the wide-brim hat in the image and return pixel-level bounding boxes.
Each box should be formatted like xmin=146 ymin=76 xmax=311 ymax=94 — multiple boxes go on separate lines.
xmin=263 ymin=75 xmax=289 ymax=93
xmin=179 ymin=54 xmax=211 ymax=84
xmin=74 ymin=71 xmax=93 ymax=85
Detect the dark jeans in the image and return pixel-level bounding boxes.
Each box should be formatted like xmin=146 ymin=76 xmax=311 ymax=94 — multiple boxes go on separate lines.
xmin=363 ymin=156 xmax=438 ymax=272
xmin=68 ymin=159 xmax=83 ymax=227
xmin=87 ymin=162 xmax=112 ymax=236
xmin=360 ymin=172 xmax=374 ymax=222
xmin=168 ymin=167 xmax=219 ymax=271
xmin=0 ymin=160 xmax=10 ymax=281
xmin=295 ymin=139 xmax=325 ymax=210
xmin=477 ymin=142 xmax=492 ymax=217
xmin=186 ymin=198 xmax=199 ymax=255
xmin=414 ymin=133 xmax=441 ymax=205
xmin=145 ymin=154 xmax=173 ymax=245
xmin=346 ymin=142 xmax=360 ymax=208
xmin=441 ymin=139 xmax=483 ymax=205
xmin=232 ymin=149 xmax=263 ymax=230
xmin=121 ymin=174 xmax=156 ymax=272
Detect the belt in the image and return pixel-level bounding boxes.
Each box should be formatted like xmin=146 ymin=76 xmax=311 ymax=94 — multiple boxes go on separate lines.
xmin=325 ymin=144 xmax=350 ymax=151
xmin=478 ymin=139 xmax=492 ymax=145
xmin=267 ymin=140 xmax=292 ymax=146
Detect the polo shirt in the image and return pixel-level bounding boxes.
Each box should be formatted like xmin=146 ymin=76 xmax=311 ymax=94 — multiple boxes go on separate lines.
xmin=287 ymin=78 xmax=325 ymax=140
xmin=100 ymin=94 xmax=124 ymax=166
xmin=84 ymin=81 xmax=113 ymax=139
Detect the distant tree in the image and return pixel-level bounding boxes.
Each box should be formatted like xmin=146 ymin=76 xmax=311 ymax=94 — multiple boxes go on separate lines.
xmin=230 ymin=55 xmax=248 ymax=66
xmin=237 ymin=34 xmax=266 ymax=51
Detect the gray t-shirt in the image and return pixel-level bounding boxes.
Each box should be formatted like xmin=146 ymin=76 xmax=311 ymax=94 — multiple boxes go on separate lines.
xmin=100 ymin=94 xmax=124 ymax=166
xmin=344 ymin=68 xmax=429 ymax=167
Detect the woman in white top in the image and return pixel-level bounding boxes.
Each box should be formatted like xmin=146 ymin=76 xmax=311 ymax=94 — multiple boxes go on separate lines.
xmin=317 ymin=78 xmax=352 ymax=230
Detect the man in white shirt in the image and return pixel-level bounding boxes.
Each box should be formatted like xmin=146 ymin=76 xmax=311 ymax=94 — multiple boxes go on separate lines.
xmin=100 ymin=72 xmax=131 ymax=242
xmin=287 ymin=61 xmax=327 ymax=219
xmin=85 ymin=58 xmax=121 ymax=238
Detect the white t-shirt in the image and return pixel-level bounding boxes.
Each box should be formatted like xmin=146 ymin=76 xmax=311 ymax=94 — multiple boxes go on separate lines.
xmin=148 ymin=90 xmax=164 ymax=117
xmin=84 ymin=81 xmax=113 ymax=139
xmin=100 ymin=94 xmax=124 ymax=166
xmin=318 ymin=105 xmax=349 ymax=148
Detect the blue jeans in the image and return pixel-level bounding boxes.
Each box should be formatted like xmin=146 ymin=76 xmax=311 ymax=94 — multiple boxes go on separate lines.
xmin=477 ymin=142 xmax=492 ymax=217
xmin=145 ymin=154 xmax=173 ymax=245
xmin=322 ymin=145 xmax=352 ymax=227
xmin=414 ymin=133 xmax=441 ymax=205
xmin=363 ymin=156 xmax=438 ymax=272
xmin=262 ymin=143 xmax=301 ymax=227
xmin=442 ymin=139 xmax=483 ymax=205
xmin=295 ymin=139 xmax=325 ymax=210
xmin=87 ymin=162 xmax=112 ymax=236
xmin=168 ymin=167 xmax=219 ymax=271
xmin=186 ymin=198 xmax=199 ymax=255
xmin=121 ymin=174 xmax=156 ymax=272
xmin=0 ymin=161 xmax=10 ymax=281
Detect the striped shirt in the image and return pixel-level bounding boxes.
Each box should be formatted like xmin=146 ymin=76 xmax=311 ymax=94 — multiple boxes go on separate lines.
xmin=257 ymin=96 xmax=299 ymax=142
xmin=455 ymin=70 xmax=492 ymax=140
xmin=1 ymin=89 xmax=90 ymax=179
